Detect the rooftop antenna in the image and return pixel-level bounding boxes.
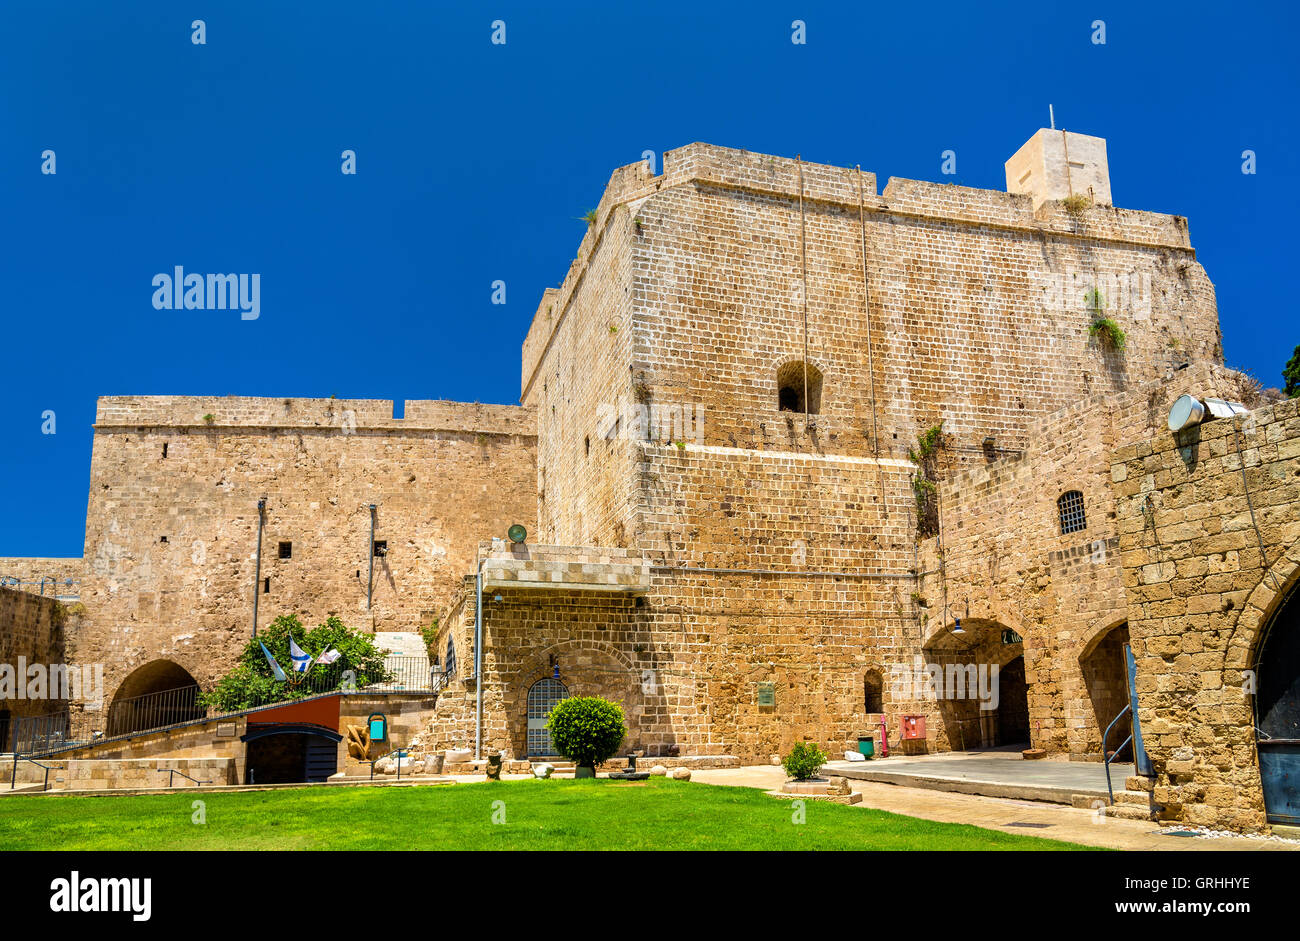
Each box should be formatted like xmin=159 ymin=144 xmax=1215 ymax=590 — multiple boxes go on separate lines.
xmin=1049 ymin=104 xmax=1056 ymax=130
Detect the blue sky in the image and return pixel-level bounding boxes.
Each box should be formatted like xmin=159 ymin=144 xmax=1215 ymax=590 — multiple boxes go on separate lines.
xmin=1 ymin=1 xmax=1296 ymax=557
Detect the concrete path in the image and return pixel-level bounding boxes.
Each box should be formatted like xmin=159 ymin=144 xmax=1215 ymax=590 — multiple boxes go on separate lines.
xmin=822 ymin=748 xmax=1135 ymax=804
xmin=688 ymin=765 xmax=1298 ymax=851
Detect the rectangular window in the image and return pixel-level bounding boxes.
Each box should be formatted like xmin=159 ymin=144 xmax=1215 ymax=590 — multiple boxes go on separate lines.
xmin=373 ymin=540 xmax=388 ymax=557
xmin=278 ymin=541 xmax=292 ymax=560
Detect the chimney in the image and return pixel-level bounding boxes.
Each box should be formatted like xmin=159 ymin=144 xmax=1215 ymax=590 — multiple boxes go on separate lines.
xmin=1006 ymin=128 xmax=1112 ymax=211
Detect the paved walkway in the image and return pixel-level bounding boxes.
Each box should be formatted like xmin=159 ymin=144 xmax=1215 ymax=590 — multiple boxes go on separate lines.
xmin=822 ymin=747 xmax=1135 ymax=803
xmin=688 ymin=764 xmax=1298 ymax=851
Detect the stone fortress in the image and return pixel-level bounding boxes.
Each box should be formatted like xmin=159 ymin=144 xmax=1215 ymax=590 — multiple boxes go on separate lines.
xmin=2 ymin=128 xmax=1297 ymax=833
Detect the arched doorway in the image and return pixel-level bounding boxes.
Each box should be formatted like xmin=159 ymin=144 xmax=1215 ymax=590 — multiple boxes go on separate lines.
xmin=1255 ymin=586 xmax=1300 ymax=825
xmin=242 ymin=723 xmax=342 ymax=785
xmin=1081 ymin=622 xmax=1132 ymax=759
xmin=107 ymin=660 xmax=204 ymax=736
xmin=995 ymin=656 xmax=1031 ymax=747
xmin=526 ymin=678 xmax=569 ymax=757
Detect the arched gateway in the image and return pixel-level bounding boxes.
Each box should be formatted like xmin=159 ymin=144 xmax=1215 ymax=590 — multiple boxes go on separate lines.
xmin=1256 ymin=585 xmax=1300 ymax=825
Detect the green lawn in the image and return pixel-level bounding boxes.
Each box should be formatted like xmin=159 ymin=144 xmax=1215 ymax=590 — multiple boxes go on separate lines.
xmin=0 ymin=778 xmax=1097 ymax=850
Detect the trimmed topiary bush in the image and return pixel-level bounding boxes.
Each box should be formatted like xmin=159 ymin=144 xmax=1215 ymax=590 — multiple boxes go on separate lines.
xmin=782 ymin=741 xmax=828 ymax=781
xmin=546 ymin=696 xmax=626 ymax=770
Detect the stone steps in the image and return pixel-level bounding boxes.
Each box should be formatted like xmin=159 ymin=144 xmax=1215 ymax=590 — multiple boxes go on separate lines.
xmin=376 ymin=631 xmax=428 ymax=658
xmin=1070 ymin=789 xmax=1162 ymax=820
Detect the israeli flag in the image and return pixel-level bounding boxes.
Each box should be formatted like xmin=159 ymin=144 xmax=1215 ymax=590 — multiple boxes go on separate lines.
xmin=289 ymin=636 xmax=313 ymax=673
xmin=259 ymin=640 xmax=287 ymax=682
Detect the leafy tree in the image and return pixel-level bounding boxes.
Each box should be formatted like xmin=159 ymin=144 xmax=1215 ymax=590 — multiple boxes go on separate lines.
xmin=1284 ymin=344 xmax=1300 ymax=398
xmin=200 ymin=614 xmax=391 ymax=712
xmin=546 ymin=696 xmax=626 ymax=769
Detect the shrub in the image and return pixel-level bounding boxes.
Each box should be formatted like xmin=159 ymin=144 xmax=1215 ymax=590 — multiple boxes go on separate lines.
xmin=1088 ymin=317 xmax=1127 ymax=352
xmin=546 ymin=696 xmax=626 ymax=768
xmin=782 ymin=741 xmax=828 ymax=781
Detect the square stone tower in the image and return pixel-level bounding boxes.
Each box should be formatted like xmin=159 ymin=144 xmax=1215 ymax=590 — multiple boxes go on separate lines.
xmin=1006 ymin=128 xmax=1112 ymax=210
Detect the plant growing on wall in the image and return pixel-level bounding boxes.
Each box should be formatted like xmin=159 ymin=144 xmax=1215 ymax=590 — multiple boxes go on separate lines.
xmin=582 ymin=208 xmax=598 ymax=226
xmin=1062 ymin=193 xmax=1092 ymax=216
xmin=1089 ymin=317 xmax=1127 ymax=352
xmin=908 ymin=422 xmax=944 ymax=538
xmin=200 ymin=614 xmax=391 ymax=712
xmin=201 ymin=414 xmax=215 ymax=425
xmin=420 ymin=619 xmax=439 ymax=658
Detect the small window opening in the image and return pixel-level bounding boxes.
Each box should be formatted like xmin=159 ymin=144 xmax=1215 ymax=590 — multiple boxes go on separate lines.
xmin=864 ymin=669 xmax=884 ymax=713
xmin=373 ymin=540 xmax=388 ymax=557
xmin=263 ymin=577 xmax=271 ymax=594
xmin=159 ymin=535 xmax=168 ymax=544
xmin=776 ymin=361 xmax=823 ymax=414
xmin=1058 ymin=490 xmax=1087 ymax=534
xmin=584 ymin=436 xmax=590 ymax=456
xmin=162 ymin=443 xmax=168 ymax=458
xmin=278 ymin=541 xmax=292 ymax=559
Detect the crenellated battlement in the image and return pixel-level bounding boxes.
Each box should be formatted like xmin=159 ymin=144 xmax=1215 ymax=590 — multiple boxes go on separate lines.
xmin=93 ymin=395 xmax=536 ymax=436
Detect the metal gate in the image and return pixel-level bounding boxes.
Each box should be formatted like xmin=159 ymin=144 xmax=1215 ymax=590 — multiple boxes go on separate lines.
xmin=526 ymin=678 xmax=568 ymax=756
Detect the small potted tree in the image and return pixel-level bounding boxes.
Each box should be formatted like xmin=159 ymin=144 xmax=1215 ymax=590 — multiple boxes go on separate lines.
xmin=782 ymin=741 xmax=828 ymax=781
xmin=546 ymin=696 xmax=626 ymax=778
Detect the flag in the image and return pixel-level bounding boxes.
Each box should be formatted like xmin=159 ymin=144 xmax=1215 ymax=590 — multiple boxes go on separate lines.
xmin=316 ymin=648 xmax=342 ymax=666
xmin=289 ymin=636 xmax=313 ymax=673
xmin=259 ymin=640 xmax=287 ymax=681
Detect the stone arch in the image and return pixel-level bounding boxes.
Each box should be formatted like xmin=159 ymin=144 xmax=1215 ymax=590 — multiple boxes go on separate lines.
xmin=774 ymin=356 xmax=827 ymax=415
xmin=509 ymin=639 xmax=645 ymax=759
xmin=107 ymin=659 xmax=203 ymax=736
xmin=921 ymin=616 xmax=1031 ymax=751
xmin=1077 ymin=619 xmax=1131 ymax=759
xmin=1225 ymin=535 xmax=1300 ymax=673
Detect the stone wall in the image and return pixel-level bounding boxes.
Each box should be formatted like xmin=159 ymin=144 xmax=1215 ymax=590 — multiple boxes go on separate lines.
xmin=1114 ymin=389 xmax=1300 ymax=830
xmin=0 ymin=557 xmax=84 ymax=598
xmin=74 ymin=395 xmax=537 ymax=710
xmin=0 ymin=586 xmax=75 ymax=742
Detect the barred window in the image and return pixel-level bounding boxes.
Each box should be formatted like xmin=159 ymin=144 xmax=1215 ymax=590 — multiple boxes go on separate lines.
xmin=1058 ymin=490 xmax=1087 ymax=534
xmin=445 ymin=637 xmax=457 ymax=678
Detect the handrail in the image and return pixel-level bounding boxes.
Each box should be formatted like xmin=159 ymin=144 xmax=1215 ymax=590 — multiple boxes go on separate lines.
xmin=1102 ymin=702 xmax=1133 ymax=804
xmin=369 ymin=746 xmax=409 ymax=782
xmin=10 ymin=754 xmax=52 ymax=792
xmin=165 ymin=768 xmax=210 ymax=788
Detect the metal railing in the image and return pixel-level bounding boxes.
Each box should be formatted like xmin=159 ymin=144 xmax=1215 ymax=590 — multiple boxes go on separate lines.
xmin=9 ymin=754 xmax=53 ymax=791
xmin=165 ymin=768 xmax=211 ymax=788
xmin=0 ymin=575 xmax=81 ymax=601
xmin=11 ymin=655 xmax=444 ymax=759
xmin=1103 ymin=702 xmax=1133 ymax=804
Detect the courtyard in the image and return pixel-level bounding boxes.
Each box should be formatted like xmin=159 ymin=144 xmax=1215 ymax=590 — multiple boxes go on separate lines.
xmin=0 ymin=777 xmax=1095 ymax=851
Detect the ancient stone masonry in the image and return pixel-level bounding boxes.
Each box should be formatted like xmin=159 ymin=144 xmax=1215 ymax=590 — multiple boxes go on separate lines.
xmin=74 ymin=395 xmax=535 ymax=707
xmin=5 ymin=130 xmax=1297 ymax=833
xmin=1113 ymin=386 xmax=1300 ymax=831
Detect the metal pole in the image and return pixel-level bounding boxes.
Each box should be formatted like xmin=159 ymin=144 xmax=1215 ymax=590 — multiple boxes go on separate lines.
xmin=252 ymin=498 xmax=266 ymax=637
xmin=367 ymin=504 xmax=377 ymax=610
xmin=475 ymin=552 xmax=487 ymax=760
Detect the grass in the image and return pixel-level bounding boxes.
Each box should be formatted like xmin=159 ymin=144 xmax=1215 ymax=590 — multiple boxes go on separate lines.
xmin=0 ymin=778 xmax=1097 ymax=850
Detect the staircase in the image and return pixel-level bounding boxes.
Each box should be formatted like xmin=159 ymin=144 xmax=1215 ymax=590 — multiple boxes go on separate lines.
xmin=1072 ymin=775 xmax=1163 ymax=821
xmin=376 ymin=631 xmax=428 ymax=659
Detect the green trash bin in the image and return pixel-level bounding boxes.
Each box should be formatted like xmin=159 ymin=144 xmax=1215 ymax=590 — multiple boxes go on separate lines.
xmin=857 ymin=736 xmax=875 ymax=759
